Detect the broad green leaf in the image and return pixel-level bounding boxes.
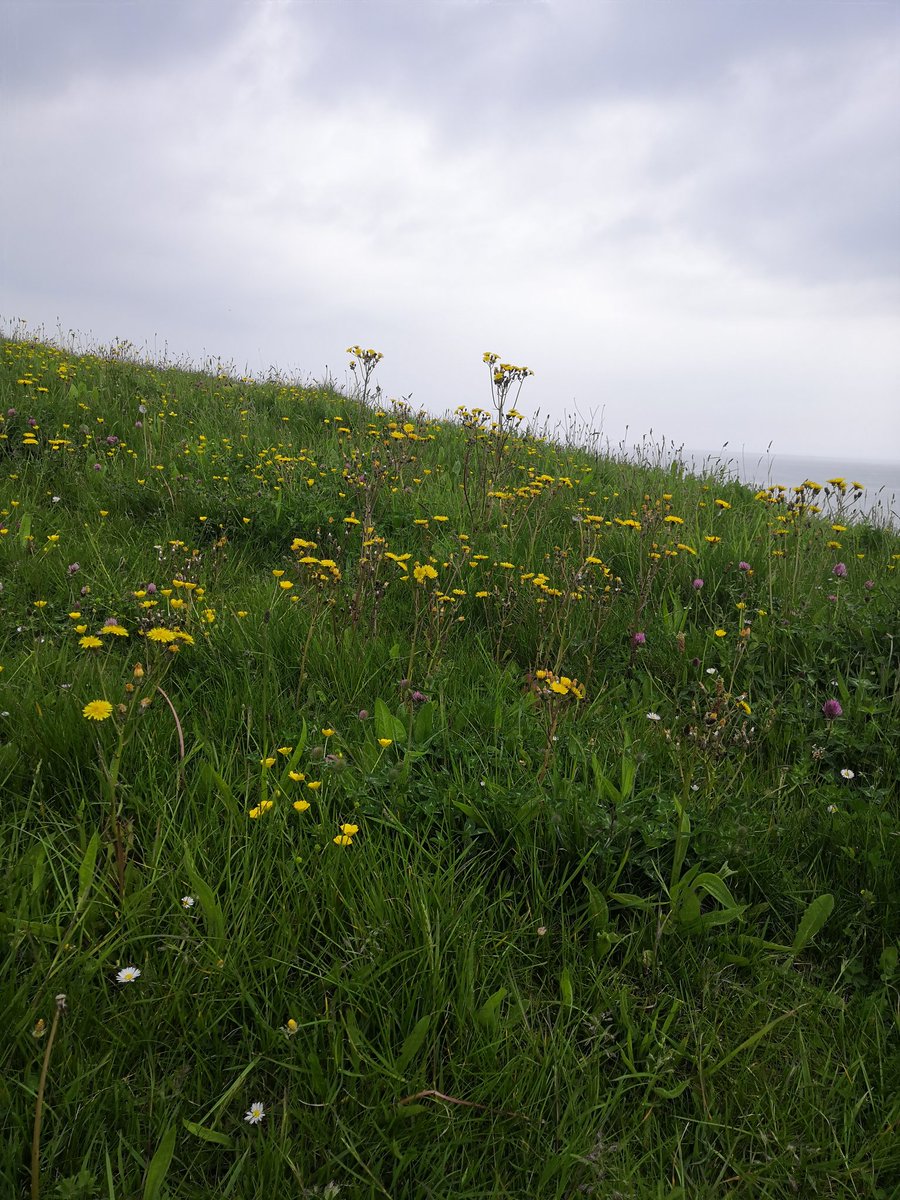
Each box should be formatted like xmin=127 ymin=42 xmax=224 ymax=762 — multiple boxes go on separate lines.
xmin=77 ymin=831 xmax=101 ymax=912
xmin=143 ymin=1125 xmax=176 ymax=1200
xmin=182 ymin=1120 xmax=234 ymax=1149
xmin=395 ymin=1014 xmax=431 ymax=1075
xmin=183 ymin=849 xmax=225 ymax=950
xmin=694 ymin=872 xmax=743 ymax=911
xmin=413 ymin=701 xmax=435 ymax=744
xmin=475 ymin=986 xmax=507 ymax=1030
xmin=792 ymin=893 xmax=834 ymax=953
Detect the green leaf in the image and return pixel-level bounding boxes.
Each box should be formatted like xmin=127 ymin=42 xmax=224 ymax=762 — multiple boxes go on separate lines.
xmin=77 ymin=831 xmax=101 ymax=912
xmin=18 ymin=511 xmax=32 ymax=550
xmin=183 ymin=848 xmax=225 ymax=951
xmin=199 ymin=763 xmax=239 ymax=820
xmin=181 ymin=1120 xmax=234 ymax=1149
xmin=395 ymin=1014 xmax=431 ymax=1075
xmin=559 ymin=967 xmax=574 ymax=1009
xmin=375 ymin=698 xmax=406 ymax=744
xmin=475 ymin=986 xmax=507 ymax=1030
xmin=413 ymin=701 xmax=435 ymax=744
xmin=706 ymin=1007 xmax=802 ymax=1077
xmin=792 ymin=893 xmax=834 ymax=953
xmin=143 ymin=1125 xmax=176 ymax=1200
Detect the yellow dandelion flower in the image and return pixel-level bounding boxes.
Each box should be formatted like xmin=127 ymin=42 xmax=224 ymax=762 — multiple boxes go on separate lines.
xmin=79 ymin=635 xmax=103 ymax=648
xmin=82 ymin=699 xmax=113 ymax=721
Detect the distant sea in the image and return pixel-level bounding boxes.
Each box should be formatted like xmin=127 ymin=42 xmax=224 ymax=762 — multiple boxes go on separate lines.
xmin=686 ymin=449 xmax=900 ymax=526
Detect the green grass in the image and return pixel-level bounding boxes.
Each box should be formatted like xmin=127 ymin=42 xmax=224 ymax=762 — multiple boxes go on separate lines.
xmin=0 ymin=334 xmax=898 ymax=1199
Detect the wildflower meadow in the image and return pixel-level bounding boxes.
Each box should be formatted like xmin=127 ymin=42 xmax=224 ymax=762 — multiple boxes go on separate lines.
xmin=0 ymin=333 xmax=898 ymax=1199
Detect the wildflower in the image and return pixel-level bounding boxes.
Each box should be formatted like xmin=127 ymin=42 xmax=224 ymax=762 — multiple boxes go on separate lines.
xmin=293 ymin=799 xmax=310 ymax=813
xmin=248 ymin=799 xmax=275 ymax=818
xmin=115 ymin=967 xmax=141 ymax=984
xmin=181 ymin=896 xmax=195 ymax=909
xmin=321 ymin=728 xmax=335 ymax=737
xmin=244 ymin=1102 xmax=265 ymax=1125
xmin=822 ymin=699 xmax=843 ymax=719
xmin=378 ymin=738 xmax=393 ymax=748
xmin=277 ymin=746 xmax=293 ymax=755
xmin=630 ymin=631 xmax=646 ymax=647
xmin=832 ymin=562 xmax=848 ymax=578
xmin=826 ymin=804 xmax=838 ymax=814
xmin=260 ymin=757 xmax=276 ymax=768
xmin=307 ymin=780 xmax=322 ymax=791
xmin=284 ymin=1018 xmax=299 ymax=1036
xmin=738 ymin=561 xmax=751 ymax=572
xmin=864 ymin=580 xmax=874 ymax=590
xmin=99 ymin=624 xmax=128 ymax=636
xmin=692 ymin=578 xmax=704 ymax=589
xmin=340 ymin=823 xmax=359 ymax=836
xmin=646 ymin=712 xmax=661 ymax=721
xmin=714 ymin=499 xmax=731 ymax=509
xmin=410 ymin=690 xmax=429 ymax=703
xmin=82 ymin=699 xmax=113 ymax=721
xmin=333 ymin=834 xmax=353 ymax=846
xmin=79 ymin=635 xmax=103 ymax=649
xmin=288 ymin=770 xmax=305 ymax=782
xmin=715 ymin=629 xmax=727 ymax=638
xmin=840 ymin=768 xmax=855 ymax=780
xmin=146 ymin=628 xmax=176 ymax=643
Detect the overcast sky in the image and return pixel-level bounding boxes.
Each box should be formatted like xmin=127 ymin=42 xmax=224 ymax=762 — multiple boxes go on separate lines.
xmin=2 ymin=0 xmax=899 ymax=461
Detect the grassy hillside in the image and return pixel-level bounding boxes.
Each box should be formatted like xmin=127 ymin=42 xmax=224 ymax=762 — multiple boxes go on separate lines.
xmin=1 ymin=335 xmax=897 ymax=1199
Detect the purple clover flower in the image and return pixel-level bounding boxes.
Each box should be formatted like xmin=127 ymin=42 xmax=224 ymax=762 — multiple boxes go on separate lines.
xmin=631 ymin=631 xmax=646 ymax=648
xmin=822 ymin=699 xmax=843 ymax=719
xmin=832 ymin=562 xmax=847 ymax=578
xmin=692 ymin=578 xmax=704 ymax=589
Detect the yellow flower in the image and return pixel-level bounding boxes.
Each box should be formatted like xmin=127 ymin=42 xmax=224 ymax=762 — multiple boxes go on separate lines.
xmin=248 ymin=799 xmax=275 ymax=819
xmin=715 ymin=629 xmax=727 ymax=637
xmin=279 ymin=580 xmax=293 ymax=590
xmin=293 ymin=799 xmax=310 ymax=813
xmin=340 ymin=823 xmax=359 ymax=835
xmin=146 ymin=628 xmax=176 ymax=643
xmin=82 ymin=699 xmax=113 ymax=721
xmin=714 ymin=499 xmax=731 ymax=509
xmin=260 ymin=757 xmax=276 ymax=768
xmin=288 ymin=770 xmax=306 ymax=782
xmin=79 ymin=635 xmax=103 ymax=648
xmin=99 ymin=624 xmax=128 ymax=636
xmin=333 ymin=834 xmax=353 ymax=846
xmin=307 ymin=781 xmax=322 ymax=791
xmin=277 ymin=746 xmax=293 ymax=756
xmin=321 ymin=728 xmax=335 ymax=737
xmin=68 ymin=612 xmax=81 ymax=619
xmin=34 ymin=600 xmax=48 ymax=608
xmin=664 ymin=515 xmax=684 ymax=524
xmin=74 ymin=624 xmax=88 ymax=634
xmin=378 ymin=738 xmax=393 ymax=748
xmin=413 ymin=563 xmax=438 ymax=583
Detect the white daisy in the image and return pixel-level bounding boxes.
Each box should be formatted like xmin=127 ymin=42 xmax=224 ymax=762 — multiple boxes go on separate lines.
xmin=840 ymin=769 xmax=855 ymax=780
xmin=181 ymin=895 xmax=196 ymax=909
xmin=646 ymin=711 xmax=661 ymax=721
xmin=244 ymin=1101 xmax=265 ymax=1125
xmin=115 ymin=966 xmax=141 ymax=984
